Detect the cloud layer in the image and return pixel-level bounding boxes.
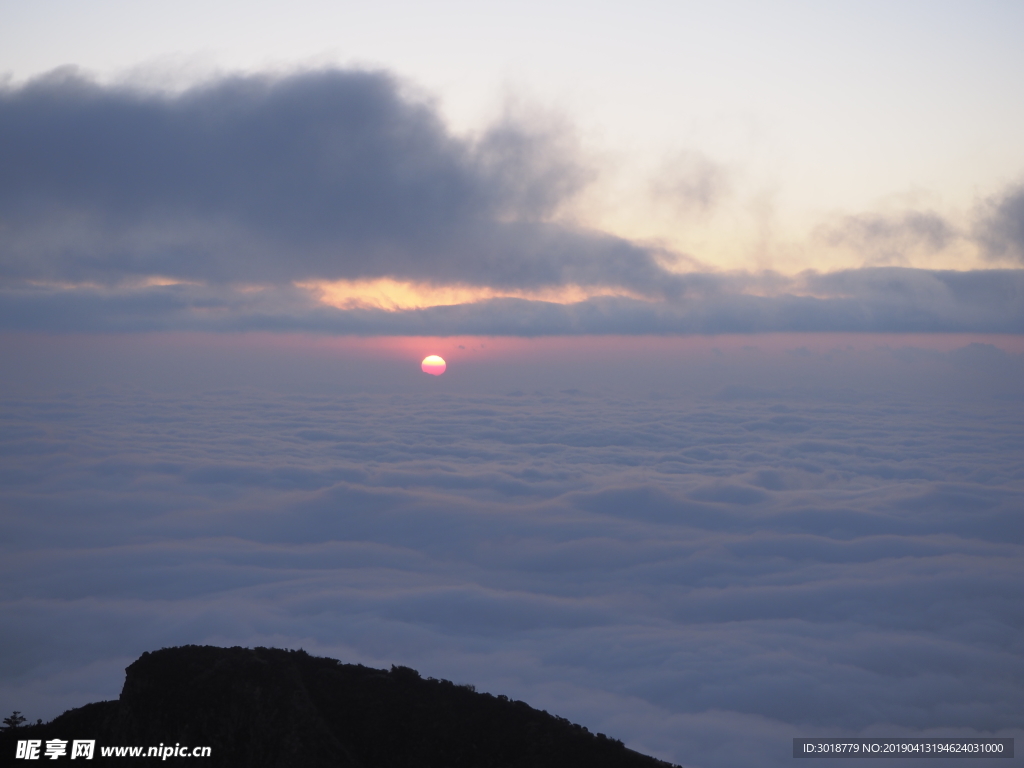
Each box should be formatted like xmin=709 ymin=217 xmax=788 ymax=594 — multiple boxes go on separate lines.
xmin=1 ymin=340 xmax=1022 ymax=768
xmin=2 ymin=267 xmax=1022 ymax=335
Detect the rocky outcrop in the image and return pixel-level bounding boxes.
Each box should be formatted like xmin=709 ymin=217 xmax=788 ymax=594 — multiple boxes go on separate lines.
xmin=1 ymin=646 xmax=680 ymax=767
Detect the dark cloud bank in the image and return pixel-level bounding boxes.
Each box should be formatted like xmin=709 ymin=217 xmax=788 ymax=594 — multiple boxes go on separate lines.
xmin=0 ymin=67 xmax=658 ymax=293
xmin=1 ymin=341 xmax=1023 ymax=768
xmin=2 ymin=68 xmax=1023 ymax=335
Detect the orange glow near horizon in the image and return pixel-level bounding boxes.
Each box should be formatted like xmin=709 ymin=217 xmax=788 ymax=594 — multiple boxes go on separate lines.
xmin=296 ymin=278 xmax=646 ymax=311
xmin=18 ymin=331 xmax=1019 ymax=366
xmin=138 ymin=331 xmax=1024 ymax=363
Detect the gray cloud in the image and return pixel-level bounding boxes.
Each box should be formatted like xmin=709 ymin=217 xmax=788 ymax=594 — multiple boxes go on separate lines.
xmin=975 ymin=182 xmax=1024 ymax=265
xmin=0 ymin=67 xmax=671 ymax=294
xmin=817 ymin=210 xmax=958 ymax=266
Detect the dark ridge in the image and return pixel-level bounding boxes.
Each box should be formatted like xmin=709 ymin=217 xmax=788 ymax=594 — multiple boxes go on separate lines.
xmin=0 ymin=645 xmax=681 ymax=767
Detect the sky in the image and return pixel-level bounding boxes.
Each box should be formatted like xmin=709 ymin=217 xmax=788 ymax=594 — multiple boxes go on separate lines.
xmin=1 ymin=2 xmax=1023 ymax=767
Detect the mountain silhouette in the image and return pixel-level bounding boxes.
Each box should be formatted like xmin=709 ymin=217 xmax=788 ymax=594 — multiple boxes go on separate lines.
xmin=1 ymin=645 xmax=682 ymax=767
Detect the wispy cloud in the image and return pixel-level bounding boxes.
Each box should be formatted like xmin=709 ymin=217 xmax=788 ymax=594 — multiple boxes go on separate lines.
xmin=649 ymin=151 xmax=730 ymax=216
xmin=817 ymin=210 xmax=959 ymax=267
xmin=976 ymin=182 xmax=1024 ymax=265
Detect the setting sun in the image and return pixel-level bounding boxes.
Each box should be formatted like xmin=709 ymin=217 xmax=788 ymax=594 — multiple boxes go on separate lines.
xmin=421 ymin=355 xmax=446 ymax=375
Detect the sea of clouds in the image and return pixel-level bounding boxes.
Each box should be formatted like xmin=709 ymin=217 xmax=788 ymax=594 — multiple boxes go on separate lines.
xmin=1 ymin=336 xmax=1021 ymax=768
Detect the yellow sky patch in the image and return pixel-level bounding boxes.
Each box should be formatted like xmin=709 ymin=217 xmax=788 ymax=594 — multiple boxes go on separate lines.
xmin=298 ymin=278 xmax=646 ymax=311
